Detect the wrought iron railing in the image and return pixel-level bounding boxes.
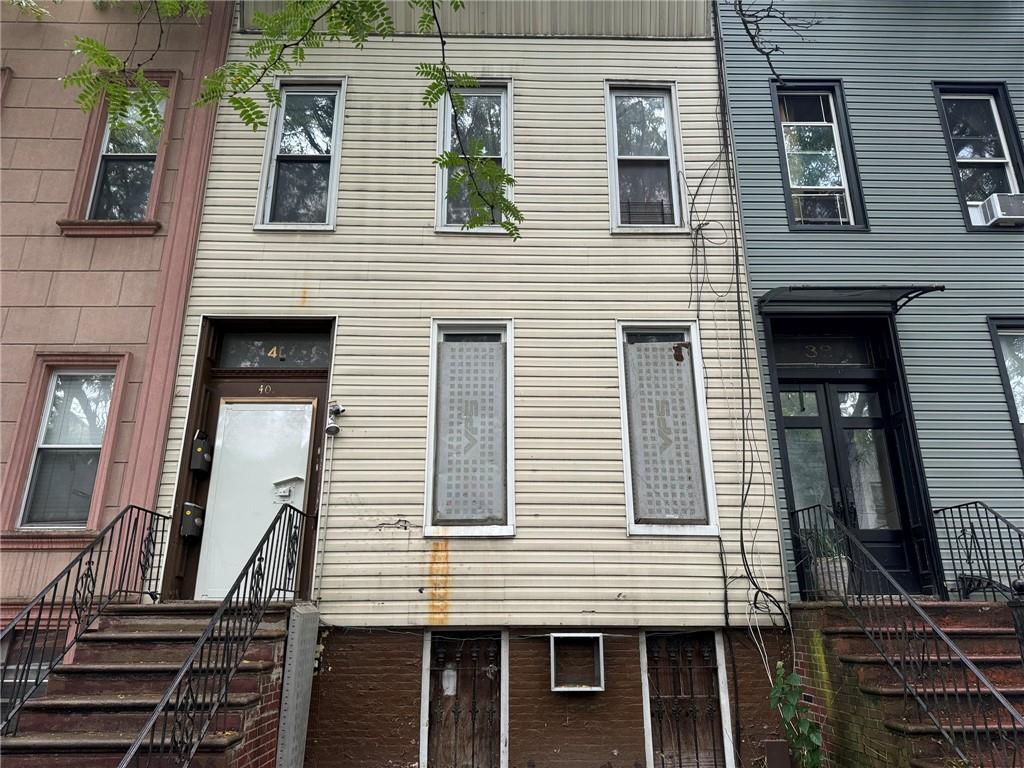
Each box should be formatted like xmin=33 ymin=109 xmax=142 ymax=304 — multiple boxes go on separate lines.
xmin=792 ymin=504 xmax=1024 ymax=766
xmin=934 ymin=500 xmax=1024 ymax=600
xmin=118 ymin=503 xmax=311 ymax=767
xmin=0 ymin=504 xmax=169 ymax=734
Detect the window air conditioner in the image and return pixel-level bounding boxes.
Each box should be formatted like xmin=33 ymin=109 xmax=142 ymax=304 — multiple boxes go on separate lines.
xmin=980 ymin=193 xmax=1024 ymax=226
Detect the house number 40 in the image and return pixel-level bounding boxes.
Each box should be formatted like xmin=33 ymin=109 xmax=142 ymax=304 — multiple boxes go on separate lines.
xmin=258 ymin=384 xmax=273 ymax=395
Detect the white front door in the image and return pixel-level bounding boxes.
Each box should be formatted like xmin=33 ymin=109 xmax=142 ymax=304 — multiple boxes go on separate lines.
xmin=194 ymin=401 xmax=315 ymax=600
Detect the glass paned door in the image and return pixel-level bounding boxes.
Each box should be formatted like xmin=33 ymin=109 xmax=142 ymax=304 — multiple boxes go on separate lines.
xmin=780 ymin=382 xmax=920 ymax=594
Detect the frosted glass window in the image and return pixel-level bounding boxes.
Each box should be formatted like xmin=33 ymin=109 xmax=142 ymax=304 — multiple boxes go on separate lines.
xmin=432 ymin=333 xmax=507 ymax=525
xmin=623 ymin=332 xmax=708 ymax=524
xmin=22 ymin=372 xmax=115 ymax=526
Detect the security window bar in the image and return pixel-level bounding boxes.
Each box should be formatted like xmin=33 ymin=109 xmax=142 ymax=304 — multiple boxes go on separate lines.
xmin=89 ymin=99 xmax=165 ymax=221
xmin=939 ymin=92 xmax=1020 ymax=221
xmin=622 ymin=330 xmax=709 ymax=526
xmin=431 ymin=327 xmax=508 ymax=527
xmin=442 ymin=86 xmax=508 ymax=227
xmin=610 ymin=88 xmax=681 ymax=226
xmin=266 ymin=86 xmax=340 ymax=224
xmin=21 ymin=371 xmax=115 ymax=527
xmin=778 ymin=92 xmax=854 ymax=226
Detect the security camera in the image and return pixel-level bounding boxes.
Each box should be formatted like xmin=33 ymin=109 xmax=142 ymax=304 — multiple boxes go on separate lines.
xmin=325 ymin=422 xmax=341 ymax=437
xmin=325 ymin=401 xmax=345 ymax=436
xmin=329 ymin=403 xmax=345 ymax=418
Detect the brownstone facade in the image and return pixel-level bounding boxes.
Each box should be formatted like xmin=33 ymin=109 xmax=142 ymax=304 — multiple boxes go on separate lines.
xmin=304 ymin=627 xmax=787 ymax=768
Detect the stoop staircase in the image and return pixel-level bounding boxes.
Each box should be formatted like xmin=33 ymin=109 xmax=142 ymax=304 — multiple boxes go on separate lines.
xmin=1 ymin=503 xmax=312 ymax=768
xmin=2 ymin=603 xmax=288 ymax=767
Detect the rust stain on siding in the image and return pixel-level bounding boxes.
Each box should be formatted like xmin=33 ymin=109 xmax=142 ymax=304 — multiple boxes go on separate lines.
xmin=427 ymin=540 xmax=450 ymax=625
xmin=298 ymin=287 xmax=309 ymax=306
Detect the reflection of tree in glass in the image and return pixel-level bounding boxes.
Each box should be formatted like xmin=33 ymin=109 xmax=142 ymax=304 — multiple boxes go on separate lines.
xmin=1000 ymin=334 xmax=1024 ymax=420
xmin=48 ymin=374 xmax=113 ymax=444
xmin=280 ymin=94 xmax=336 ymax=155
xmin=92 ymin=159 xmax=155 ymax=220
xmin=453 ymin=95 xmax=501 ymax=157
xmin=271 ymin=161 xmax=330 ymax=222
xmin=958 ymin=165 xmax=1011 ymax=202
xmin=615 ymin=95 xmax=668 ymax=156
xmin=220 ymin=334 xmax=331 ymax=369
xmin=944 ymin=99 xmax=1000 ymax=161
xmin=106 ymin=103 xmax=163 ymax=153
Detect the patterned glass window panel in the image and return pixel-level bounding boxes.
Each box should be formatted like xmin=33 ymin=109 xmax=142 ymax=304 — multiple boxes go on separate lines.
xmin=624 ymin=338 xmax=708 ymax=525
xmin=433 ymin=341 xmax=507 ymax=525
xmin=427 ymin=633 xmax=502 ymax=768
xmin=646 ymin=632 xmax=726 ymax=768
xmin=217 ymin=332 xmax=332 ymax=369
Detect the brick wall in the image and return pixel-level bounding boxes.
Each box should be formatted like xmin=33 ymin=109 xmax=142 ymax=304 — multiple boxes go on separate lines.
xmin=232 ymin=636 xmax=288 ymax=768
xmin=303 ymin=626 xmax=789 ymax=767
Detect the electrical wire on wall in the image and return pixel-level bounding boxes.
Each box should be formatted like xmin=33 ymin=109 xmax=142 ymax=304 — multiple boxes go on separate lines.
xmin=314 ymin=421 xmax=338 ymax=605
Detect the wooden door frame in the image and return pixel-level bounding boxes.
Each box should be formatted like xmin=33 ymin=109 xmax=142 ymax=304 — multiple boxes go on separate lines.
xmin=761 ymin=312 xmax=944 ymax=598
xmin=162 ymin=317 xmax=333 ymax=601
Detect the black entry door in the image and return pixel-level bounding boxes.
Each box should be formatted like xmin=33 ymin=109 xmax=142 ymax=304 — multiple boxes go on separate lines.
xmin=779 ymin=381 xmax=922 ymax=594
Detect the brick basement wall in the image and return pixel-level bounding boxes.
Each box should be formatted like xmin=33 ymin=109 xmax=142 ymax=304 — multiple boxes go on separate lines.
xmin=303 ymin=626 xmax=789 ymax=768
xmin=231 ymin=635 xmax=288 ymax=768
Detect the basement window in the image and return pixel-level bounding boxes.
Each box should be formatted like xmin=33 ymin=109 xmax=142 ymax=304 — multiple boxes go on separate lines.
xmin=550 ymin=633 xmax=605 ymax=692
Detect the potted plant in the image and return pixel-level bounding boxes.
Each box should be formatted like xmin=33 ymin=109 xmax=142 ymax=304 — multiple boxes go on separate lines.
xmin=802 ymin=528 xmax=849 ymax=600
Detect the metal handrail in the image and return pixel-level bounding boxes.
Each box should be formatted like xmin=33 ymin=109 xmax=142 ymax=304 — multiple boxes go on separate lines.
xmin=0 ymin=504 xmax=170 ymax=733
xmin=934 ymin=500 xmax=1024 ymax=600
xmin=792 ymin=504 xmax=1023 ymax=766
xmin=118 ymin=503 xmax=312 ymax=767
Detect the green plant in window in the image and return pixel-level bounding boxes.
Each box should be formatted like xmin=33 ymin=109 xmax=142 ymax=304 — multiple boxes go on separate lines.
xmin=769 ymin=661 xmax=823 ymax=768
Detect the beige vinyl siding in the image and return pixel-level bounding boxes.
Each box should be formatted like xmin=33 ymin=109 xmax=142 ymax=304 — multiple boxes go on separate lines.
xmin=155 ymin=33 xmax=784 ymax=627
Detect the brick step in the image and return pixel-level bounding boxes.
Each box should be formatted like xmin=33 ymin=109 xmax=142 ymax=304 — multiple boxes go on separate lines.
xmin=0 ymin=731 xmax=242 ymax=768
xmin=910 ymin=755 xmax=1018 ymax=768
xmin=74 ymin=628 xmax=286 ymax=664
xmin=46 ymin=659 xmax=274 ymax=696
xmin=94 ymin=604 xmax=289 ymax=633
xmin=824 ymin=625 xmax=1022 ymax=656
xmin=16 ymin=691 xmax=258 ymax=734
xmin=846 ymin=654 xmax=1024 ymax=688
xmin=808 ymin=601 xmax=1012 ymax=628
xmin=861 ymin=683 xmax=1024 ymax=719
xmin=885 ymin=718 xmax=1024 ymax=737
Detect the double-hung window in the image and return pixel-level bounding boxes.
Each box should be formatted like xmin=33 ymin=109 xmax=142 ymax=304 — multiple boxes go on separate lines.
xmin=991 ymin=318 xmax=1024 ymax=463
xmin=935 ymin=84 xmax=1023 ymax=227
xmin=425 ymin=322 xmax=514 ymax=536
xmin=21 ymin=371 xmax=115 ymax=527
xmin=438 ymin=84 xmax=510 ymax=230
xmin=607 ymin=85 xmax=684 ymax=229
xmin=259 ymin=83 xmax=343 ymax=227
xmin=617 ymin=324 xmax=717 ymax=535
xmin=772 ymin=82 xmax=864 ymax=228
xmin=89 ymin=99 xmax=166 ymax=221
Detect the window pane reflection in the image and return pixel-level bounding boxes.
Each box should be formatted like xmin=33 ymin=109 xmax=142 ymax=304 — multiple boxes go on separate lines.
xmin=838 ymin=391 xmax=882 ymax=418
xmin=780 ymin=391 xmax=819 ymax=417
xmin=279 ymin=94 xmax=336 ymax=155
xmin=998 ymin=332 xmax=1024 ymax=423
xmin=615 ymin=94 xmax=669 ymax=157
xmin=783 ymin=428 xmax=832 ymax=513
xmin=844 ymin=428 xmax=899 ymax=529
xmin=43 ymin=373 xmax=114 ymax=445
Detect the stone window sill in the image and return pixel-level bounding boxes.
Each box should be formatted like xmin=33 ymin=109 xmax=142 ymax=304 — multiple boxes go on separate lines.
xmin=58 ymin=219 xmax=162 ymax=237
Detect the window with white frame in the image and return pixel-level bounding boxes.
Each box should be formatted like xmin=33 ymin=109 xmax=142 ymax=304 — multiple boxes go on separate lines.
xmin=937 ymin=88 xmax=1022 ymax=225
xmin=259 ymin=84 xmax=343 ymax=226
xmin=21 ymin=371 xmax=115 ymax=527
xmin=89 ymin=98 xmax=166 ymax=221
xmin=438 ymin=85 xmax=510 ymax=229
xmin=426 ymin=322 xmax=514 ymax=535
xmin=607 ymin=86 xmax=683 ymax=228
xmin=776 ymin=90 xmax=855 ymax=226
xmin=617 ymin=325 xmax=716 ymax=534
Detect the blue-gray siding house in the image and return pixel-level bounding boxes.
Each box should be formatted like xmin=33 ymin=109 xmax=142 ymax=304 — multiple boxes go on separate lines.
xmin=717 ymin=0 xmax=1024 ymax=599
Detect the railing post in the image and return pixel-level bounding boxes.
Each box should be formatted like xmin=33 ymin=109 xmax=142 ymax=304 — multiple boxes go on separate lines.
xmin=1010 ymin=579 xmax=1024 ymax=665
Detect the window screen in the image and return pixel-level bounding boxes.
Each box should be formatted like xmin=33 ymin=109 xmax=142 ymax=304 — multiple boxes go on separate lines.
xmin=610 ymin=88 xmax=680 ymax=226
xmin=89 ymin=99 xmax=165 ymax=221
xmin=623 ymin=332 xmax=708 ymax=525
xmin=432 ymin=333 xmax=507 ymax=526
xmin=22 ymin=372 xmax=115 ymax=526
xmin=265 ymin=87 xmax=340 ymax=224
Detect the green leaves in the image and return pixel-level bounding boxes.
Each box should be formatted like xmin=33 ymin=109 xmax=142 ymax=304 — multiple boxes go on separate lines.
xmin=770 ymin=661 xmax=824 ymax=768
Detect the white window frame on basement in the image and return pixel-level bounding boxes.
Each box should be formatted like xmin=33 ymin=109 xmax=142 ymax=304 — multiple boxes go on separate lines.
xmin=434 ymin=80 xmax=514 ymax=234
xmin=254 ymin=78 xmax=346 ymax=231
xmin=605 ymin=81 xmax=690 ymax=234
xmin=615 ymin=320 xmax=719 ymax=536
xmin=639 ymin=630 xmax=737 ymax=768
xmin=419 ymin=630 xmax=510 ymax=768
xmin=423 ymin=319 xmax=516 ymax=537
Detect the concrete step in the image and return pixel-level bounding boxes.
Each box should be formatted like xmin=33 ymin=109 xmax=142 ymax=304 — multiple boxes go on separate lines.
xmin=862 ymin=682 xmax=1024 ymax=720
xmin=0 ymin=731 xmax=242 ymax=768
xmin=824 ymin=624 xmax=1022 ymax=656
xmin=847 ymin=653 xmax=1024 ymax=688
xmin=805 ymin=601 xmax=1013 ymax=628
xmin=74 ymin=627 xmax=286 ymax=664
xmin=16 ymin=691 xmax=258 ymax=734
xmin=46 ymin=659 xmax=274 ymax=696
xmin=95 ymin=603 xmax=289 ymax=633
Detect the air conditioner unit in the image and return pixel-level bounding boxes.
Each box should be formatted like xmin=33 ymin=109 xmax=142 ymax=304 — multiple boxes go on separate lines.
xmin=980 ymin=193 xmax=1024 ymax=226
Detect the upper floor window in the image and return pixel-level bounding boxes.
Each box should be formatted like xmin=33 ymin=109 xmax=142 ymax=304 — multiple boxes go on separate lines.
xmin=991 ymin=318 xmax=1024 ymax=463
xmin=21 ymin=371 xmax=115 ymax=527
xmin=607 ymin=85 xmax=684 ymax=230
xmin=425 ymin=321 xmax=514 ymax=536
xmin=616 ymin=323 xmax=717 ymax=535
xmin=772 ymin=81 xmax=865 ymax=229
xmin=935 ymin=84 xmax=1023 ymax=227
xmin=437 ymin=84 xmax=511 ymax=231
xmin=89 ymin=99 xmax=166 ymax=221
xmin=258 ymin=83 xmax=343 ymax=228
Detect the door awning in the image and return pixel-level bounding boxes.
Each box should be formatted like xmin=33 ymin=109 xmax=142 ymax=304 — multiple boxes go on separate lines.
xmin=757 ymin=285 xmax=945 ymax=315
